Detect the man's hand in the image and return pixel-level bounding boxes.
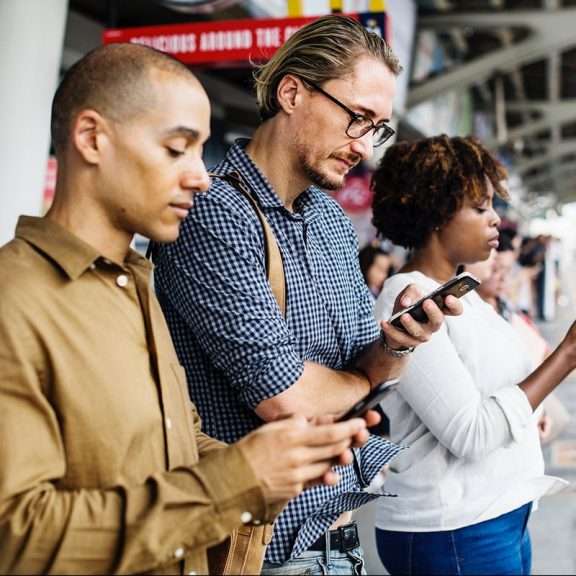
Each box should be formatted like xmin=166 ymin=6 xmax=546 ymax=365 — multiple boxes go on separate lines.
xmin=312 ymin=410 xmax=381 ymax=454
xmin=236 ymin=415 xmax=369 ymax=505
xmin=381 ymin=284 xmax=463 ymax=351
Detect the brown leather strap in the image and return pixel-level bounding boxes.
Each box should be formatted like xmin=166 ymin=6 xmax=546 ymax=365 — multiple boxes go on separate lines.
xmin=204 ymin=172 xmax=281 ymax=575
xmin=211 ymin=171 xmax=286 ymax=317
xmin=207 ymin=524 xmax=273 ymax=575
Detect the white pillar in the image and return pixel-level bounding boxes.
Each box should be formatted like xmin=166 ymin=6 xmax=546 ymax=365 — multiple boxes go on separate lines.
xmin=0 ymin=0 xmax=68 ymax=245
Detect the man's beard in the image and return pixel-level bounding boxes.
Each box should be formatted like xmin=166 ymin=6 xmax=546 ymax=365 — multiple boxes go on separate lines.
xmin=298 ymin=145 xmax=344 ymax=190
xmin=301 ymin=156 xmax=344 ymax=191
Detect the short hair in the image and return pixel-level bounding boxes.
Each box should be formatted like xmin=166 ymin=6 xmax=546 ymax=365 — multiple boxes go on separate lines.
xmin=371 ymin=135 xmax=508 ymax=250
xmin=253 ymin=15 xmax=402 ymax=121
xmin=51 ymin=43 xmax=195 ymax=154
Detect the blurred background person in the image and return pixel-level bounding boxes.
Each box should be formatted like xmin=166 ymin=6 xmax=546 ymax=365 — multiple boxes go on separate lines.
xmin=359 ymin=242 xmax=395 ymax=297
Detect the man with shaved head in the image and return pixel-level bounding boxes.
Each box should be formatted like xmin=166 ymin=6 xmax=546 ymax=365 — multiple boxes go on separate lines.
xmin=0 ymin=43 xmax=376 ymax=575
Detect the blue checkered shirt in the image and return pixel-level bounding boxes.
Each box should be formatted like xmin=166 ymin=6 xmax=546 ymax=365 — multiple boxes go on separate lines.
xmin=153 ymin=140 xmax=401 ymax=565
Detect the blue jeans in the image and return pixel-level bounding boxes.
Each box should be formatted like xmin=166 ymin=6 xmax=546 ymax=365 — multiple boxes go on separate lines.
xmin=376 ymin=503 xmax=532 ymax=575
xmin=262 ymin=546 xmax=366 ymax=575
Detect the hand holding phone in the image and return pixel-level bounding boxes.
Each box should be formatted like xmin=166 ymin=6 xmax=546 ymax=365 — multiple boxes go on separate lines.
xmin=337 ymin=379 xmax=400 ymax=421
xmin=389 ymin=272 xmax=479 ymax=330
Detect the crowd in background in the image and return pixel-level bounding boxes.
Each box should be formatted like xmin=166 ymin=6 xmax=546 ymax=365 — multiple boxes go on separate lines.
xmin=361 ymin=230 xmax=561 ymax=326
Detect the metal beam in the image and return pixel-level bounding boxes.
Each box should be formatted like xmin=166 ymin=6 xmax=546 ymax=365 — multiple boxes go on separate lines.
xmin=515 ymin=141 xmax=576 ymax=175
xmin=408 ymin=8 xmax=576 ymax=108
xmin=418 ymin=8 xmax=576 ymax=30
xmin=523 ymin=162 xmax=576 ymax=187
xmin=506 ymin=100 xmax=576 ymax=113
xmin=485 ymin=100 xmax=576 ymax=148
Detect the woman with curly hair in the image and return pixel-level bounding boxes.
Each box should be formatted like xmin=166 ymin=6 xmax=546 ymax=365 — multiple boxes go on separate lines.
xmin=370 ymin=135 xmax=574 ymax=575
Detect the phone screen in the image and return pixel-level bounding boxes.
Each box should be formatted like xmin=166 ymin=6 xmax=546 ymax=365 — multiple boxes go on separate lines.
xmin=337 ymin=378 xmax=400 ymax=421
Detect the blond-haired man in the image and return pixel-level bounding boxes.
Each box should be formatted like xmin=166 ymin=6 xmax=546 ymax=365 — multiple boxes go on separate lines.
xmin=153 ymin=16 xmax=461 ymax=574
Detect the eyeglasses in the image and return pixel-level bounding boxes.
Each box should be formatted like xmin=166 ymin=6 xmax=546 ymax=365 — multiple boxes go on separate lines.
xmin=305 ymin=80 xmax=395 ymax=147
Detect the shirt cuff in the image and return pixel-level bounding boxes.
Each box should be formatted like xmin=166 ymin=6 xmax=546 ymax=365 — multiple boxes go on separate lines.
xmin=492 ymin=385 xmax=534 ymax=442
xmin=356 ymin=435 xmax=404 ymax=487
xmin=192 ymin=443 xmax=270 ymax=523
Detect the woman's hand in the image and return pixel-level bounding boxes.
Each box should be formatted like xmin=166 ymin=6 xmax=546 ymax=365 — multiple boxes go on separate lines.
xmin=382 ymin=284 xmax=463 ymax=351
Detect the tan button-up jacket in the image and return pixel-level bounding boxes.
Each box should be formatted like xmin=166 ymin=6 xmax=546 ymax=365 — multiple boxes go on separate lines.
xmin=0 ymin=217 xmax=269 ymax=575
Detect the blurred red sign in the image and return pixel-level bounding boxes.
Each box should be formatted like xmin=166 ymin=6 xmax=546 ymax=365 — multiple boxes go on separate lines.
xmin=43 ymin=157 xmax=57 ymax=213
xmin=332 ymin=174 xmax=373 ymax=213
xmin=103 ymin=12 xmax=387 ymax=65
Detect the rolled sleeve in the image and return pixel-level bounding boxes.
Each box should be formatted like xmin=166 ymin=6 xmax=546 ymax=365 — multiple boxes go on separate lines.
xmin=240 ymin=353 xmax=304 ymax=409
xmin=492 ymin=385 xmax=534 ymax=442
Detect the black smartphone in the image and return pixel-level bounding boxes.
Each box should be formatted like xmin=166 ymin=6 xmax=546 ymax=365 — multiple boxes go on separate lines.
xmin=389 ymin=272 xmax=480 ymax=329
xmin=337 ymin=378 xmax=400 ymax=421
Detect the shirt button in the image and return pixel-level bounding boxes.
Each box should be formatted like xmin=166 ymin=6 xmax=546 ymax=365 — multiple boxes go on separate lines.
xmin=165 ymin=417 xmax=173 ymax=430
xmin=174 ymin=547 xmax=185 ymax=559
xmin=240 ymin=511 xmax=252 ymax=524
xmin=116 ymin=274 xmax=129 ymax=288
xmin=253 ymin=519 xmax=262 ymax=526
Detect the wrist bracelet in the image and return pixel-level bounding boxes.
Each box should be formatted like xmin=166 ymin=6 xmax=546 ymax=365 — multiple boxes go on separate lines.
xmin=379 ymin=330 xmax=415 ymax=358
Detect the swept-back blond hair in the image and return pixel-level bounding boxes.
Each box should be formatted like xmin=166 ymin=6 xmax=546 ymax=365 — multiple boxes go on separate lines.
xmin=254 ymin=15 xmax=402 ymax=121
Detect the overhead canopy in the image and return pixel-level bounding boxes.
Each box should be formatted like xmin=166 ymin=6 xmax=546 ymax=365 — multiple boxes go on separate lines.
xmin=407 ymin=0 xmax=576 ymax=206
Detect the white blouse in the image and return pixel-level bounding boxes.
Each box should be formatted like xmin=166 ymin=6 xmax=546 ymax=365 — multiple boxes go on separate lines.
xmin=373 ymin=271 xmax=567 ymax=532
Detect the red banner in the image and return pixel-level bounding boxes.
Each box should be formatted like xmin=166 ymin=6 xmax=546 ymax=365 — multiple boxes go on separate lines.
xmin=103 ymin=12 xmax=387 ymax=66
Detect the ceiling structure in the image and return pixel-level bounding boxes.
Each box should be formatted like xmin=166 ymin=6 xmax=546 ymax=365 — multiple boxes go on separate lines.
xmin=412 ymin=0 xmax=576 ymax=207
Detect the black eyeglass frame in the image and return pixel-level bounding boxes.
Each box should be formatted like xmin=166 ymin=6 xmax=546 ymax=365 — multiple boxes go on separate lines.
xmin=305 ymin=80 xmax=395 ymax=147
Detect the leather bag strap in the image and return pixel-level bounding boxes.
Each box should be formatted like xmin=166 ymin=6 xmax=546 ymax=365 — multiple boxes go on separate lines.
xmin=211 ymin=171 xmax=286 ymax=317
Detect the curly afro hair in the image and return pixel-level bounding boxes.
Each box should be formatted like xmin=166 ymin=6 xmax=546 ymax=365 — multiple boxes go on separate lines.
xmin=371 ymin=135 xmax=508 ymax=250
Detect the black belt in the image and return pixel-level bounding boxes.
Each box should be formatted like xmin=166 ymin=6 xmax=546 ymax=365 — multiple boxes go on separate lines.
xmin=308 ymin=522 xmax=360 ymax=552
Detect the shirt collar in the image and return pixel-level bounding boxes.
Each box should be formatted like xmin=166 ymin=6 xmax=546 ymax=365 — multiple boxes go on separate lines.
xmin=15 ymin=216 xmax=151 ymax=280
xmin=224 ymin=139 xmax=320 ymax=220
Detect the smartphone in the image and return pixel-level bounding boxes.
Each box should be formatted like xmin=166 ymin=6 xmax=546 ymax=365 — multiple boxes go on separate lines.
xmin=389 ymin=271 xmax=480 ymax=329
xmin=337 ymin=378 xmax=400 ymax=421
